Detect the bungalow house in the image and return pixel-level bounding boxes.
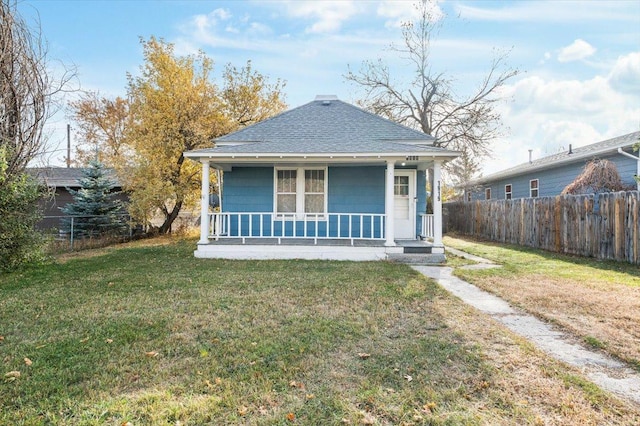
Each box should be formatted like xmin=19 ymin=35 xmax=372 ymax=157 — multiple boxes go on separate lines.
xmin=465 ymin=131 xmax=639 ymax=201
xmin=184 ymin=95 xmax=460 ymax=261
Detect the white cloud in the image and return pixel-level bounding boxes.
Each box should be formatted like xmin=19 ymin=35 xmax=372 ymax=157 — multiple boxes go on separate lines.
xmin=376 ymin=0 xmax=443 ymax=28
xmin=483 ymin=65 xmax=640 ymax=174
xmin=279 ymin=0 xmax=361 ymax=34
xmin=608 ymin=52 xmax=640 ymax=92
xmin=557 ymin=39 xmax=596 ymax=63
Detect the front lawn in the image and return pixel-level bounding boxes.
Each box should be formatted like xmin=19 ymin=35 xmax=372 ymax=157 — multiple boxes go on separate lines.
xmin=1 ymin=237 xmax=638 ymax=425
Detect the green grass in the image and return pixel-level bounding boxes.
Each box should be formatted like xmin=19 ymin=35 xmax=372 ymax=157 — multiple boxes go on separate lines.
xmin=444 ymin=234 xmax=640 ymax=286
xmin=1 ymin=238 xmax=499 ymax=425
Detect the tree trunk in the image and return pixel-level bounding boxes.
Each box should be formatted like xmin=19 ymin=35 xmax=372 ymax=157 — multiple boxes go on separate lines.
xmin=158 ymin=200 xmax=183 ymax=234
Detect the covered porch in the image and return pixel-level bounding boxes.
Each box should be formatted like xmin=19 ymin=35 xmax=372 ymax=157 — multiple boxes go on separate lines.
xmin=194 ymin=235 xmax=443 ymax=263
xmin=192 ymin=159 xmax=446 ymax=262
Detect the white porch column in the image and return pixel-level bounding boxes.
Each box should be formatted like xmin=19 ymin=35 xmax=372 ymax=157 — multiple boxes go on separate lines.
xmin=198 ymin=160 xmax=210 ymax=244
xmin=432 ymin=160 xmax=444 ymax=253
xmin=385 ymin=160 xmax=396 ymax=246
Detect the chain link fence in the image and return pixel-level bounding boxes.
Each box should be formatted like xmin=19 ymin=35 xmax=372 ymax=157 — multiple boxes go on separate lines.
xmin=40 ymin=214 xmax=140 ymax=251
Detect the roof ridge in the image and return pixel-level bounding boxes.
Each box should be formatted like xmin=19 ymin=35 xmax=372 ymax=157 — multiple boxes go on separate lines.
xmin=333 ymin=99 xmax=434 ymax=141
xmin=471 ymin=130 xmax=640 ymax=184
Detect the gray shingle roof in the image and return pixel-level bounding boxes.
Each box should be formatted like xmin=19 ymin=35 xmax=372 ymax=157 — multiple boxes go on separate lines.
xmin=471 ymin=131 xmax=640 ymax=185
xmin=28 ymin=167 xmax=121 ymax=188
xmin=185 ymin=97 xmax=459 ymax=158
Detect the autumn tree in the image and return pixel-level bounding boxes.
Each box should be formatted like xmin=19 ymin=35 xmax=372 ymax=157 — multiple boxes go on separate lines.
xmin=123 ymin=37 xmax=286 ymax=234
xmin=346 ymin=0 xmax=518 ymax=177
xmin=223 ymin=60 xmax=286 ymax=129
xmin=67 ymin=92 xmax=129 ymax=167
xmin=122 ymin=37 xmax=226 ymax=233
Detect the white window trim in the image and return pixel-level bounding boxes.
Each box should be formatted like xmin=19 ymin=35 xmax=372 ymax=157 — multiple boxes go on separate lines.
xmin=505 ymin=184 xmax=512 ymax=200
xmin=530 ymin=179 xmax=539 ymax=198
xmin=274 ymin=167 xmax=328 ymax=219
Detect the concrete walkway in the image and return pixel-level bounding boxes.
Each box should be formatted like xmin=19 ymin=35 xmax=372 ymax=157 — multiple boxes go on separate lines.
xmin=412 ymin=261 xmax=640 ymax=406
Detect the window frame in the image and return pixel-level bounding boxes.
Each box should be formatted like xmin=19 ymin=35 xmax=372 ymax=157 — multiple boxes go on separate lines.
xmin=485 ymin=188 xmax=491 ymax=200
xmin=466 ymin=191 xmax=472 ymax=202
xmin=529 ymin=179 xmax=539 ymax=198
xmin=274 ymin=167 xmax=328 ymax=219
xmin=505 ymin=184 xmax=513 ymax=200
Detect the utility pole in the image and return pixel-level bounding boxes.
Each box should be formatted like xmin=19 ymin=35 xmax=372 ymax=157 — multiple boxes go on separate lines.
xmin=66 ymin=124 xmax=71 ymax=168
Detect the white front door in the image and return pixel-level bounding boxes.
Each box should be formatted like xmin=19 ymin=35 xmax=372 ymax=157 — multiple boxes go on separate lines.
xmin=394 ymin=170 xmax=416 ymax=239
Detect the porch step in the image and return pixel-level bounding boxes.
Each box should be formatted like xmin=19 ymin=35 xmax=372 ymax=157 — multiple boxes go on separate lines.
xmin=403 ymin=245 xmax=432 ymax=254
xmin=387 ymin=253 xmax=446 ymax=265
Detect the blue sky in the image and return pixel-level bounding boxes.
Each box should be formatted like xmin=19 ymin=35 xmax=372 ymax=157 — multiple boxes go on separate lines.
xmin=20 ymin=0 xmax=640 ymax=174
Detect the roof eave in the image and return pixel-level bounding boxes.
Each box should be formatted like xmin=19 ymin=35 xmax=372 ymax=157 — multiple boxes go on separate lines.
xmin=471 ymin=142 xmax=637 ymax=185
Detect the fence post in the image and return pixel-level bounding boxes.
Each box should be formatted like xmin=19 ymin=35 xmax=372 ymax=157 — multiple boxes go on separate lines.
xmin=70 ymin=216 xmax=74 ymax=251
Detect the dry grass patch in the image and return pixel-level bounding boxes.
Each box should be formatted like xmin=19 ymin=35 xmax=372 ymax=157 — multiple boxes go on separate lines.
xmin=445 ymin=235 xmax=640 ymax=369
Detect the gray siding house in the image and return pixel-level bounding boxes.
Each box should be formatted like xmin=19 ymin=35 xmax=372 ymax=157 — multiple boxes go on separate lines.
xmin=29 ymin=167 xmax=126 ymax=230
xmin=466 ymin=131 xmax=639 ymax=201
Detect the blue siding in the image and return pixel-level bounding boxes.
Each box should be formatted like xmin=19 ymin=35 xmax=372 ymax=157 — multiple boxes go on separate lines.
xmin=328 ymin=166 xmax=385 ymax=213
xmin=223 ymin=167 xmax=273 ymax=212
xmin=221 ymin=165 xmax=423 ymax=239
xmin=472 ymin=152 xmax=638 ymax=200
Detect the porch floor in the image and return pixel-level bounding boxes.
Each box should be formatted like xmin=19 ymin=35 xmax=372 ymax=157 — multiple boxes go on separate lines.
xmin=195 ymin=238 xmax=444 ymax=263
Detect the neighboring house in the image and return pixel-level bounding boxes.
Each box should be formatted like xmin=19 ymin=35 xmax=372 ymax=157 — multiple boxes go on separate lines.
xmin=28 ymin=167 xmax=127 ymax=231
xmin=184 ymin=95 xmax=460 ymax=261
xmin=465 ymin=131 xmax=640 ymax=201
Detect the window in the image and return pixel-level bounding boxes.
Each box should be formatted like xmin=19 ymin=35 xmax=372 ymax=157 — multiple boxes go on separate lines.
xmin=505 ymin=184 xmax=512 ymax=200
xmin=466 ymin=191 xmax=472 ymax=202
xmin=485 ymin=188 xmax=491 ymax=200
xmin=275 ymin=168 xmax=326 ymax=217
xmin=394 ymin=175 xmax=409 ymax=196
xmin=530 ymin=179 xmax=539 ymax=198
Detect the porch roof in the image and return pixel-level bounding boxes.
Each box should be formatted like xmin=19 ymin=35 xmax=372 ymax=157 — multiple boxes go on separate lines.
xmin=184 ymin=96 xmax=460 ymax=163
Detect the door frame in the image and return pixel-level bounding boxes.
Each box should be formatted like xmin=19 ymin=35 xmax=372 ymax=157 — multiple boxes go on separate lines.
xmin=393 ymin=169 xmax=416 ymax=240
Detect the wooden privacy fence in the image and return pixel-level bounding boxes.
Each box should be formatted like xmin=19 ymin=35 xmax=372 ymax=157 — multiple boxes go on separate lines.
xmin=444 ymin=191 xmax=639 ymax=264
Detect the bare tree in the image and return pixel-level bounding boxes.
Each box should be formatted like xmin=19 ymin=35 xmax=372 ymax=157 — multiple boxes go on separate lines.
xmin=346 ymin=0 xmax=519 ymax=163
xmin=1 ymin=0 xmax=73 ymax=180
xmin=1 ymin=0 xmax=74 ymax=269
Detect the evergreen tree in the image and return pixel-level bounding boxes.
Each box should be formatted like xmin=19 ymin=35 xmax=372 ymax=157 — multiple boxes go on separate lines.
xmin=61 ymin=161 xmax=126 ymax=238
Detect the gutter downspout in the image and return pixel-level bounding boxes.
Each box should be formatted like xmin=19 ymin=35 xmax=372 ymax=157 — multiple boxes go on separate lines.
xmin=618 ymin=148 xmax=640 ymax=191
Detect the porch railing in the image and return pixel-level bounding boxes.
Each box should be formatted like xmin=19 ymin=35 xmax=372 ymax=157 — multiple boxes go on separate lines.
xmin=420 ymin=214 xmax=435 ymax=240
xmin=208 ymin=212 xmax=386 ymax=245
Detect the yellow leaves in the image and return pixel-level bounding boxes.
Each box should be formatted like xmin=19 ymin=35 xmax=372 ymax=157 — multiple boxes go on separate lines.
xmin=4 ymin=371 xmax=20 ymax=382
xmin=0 ymin=336 xmax=4 ymax=342
xmin=289 ymin=380 xmax=305 ymax=390
xmin=421 ymin=401 xmax=437 ymax=413
xmin=285 ymin=412 xmax=296 ymax=422
xmin=145 ymin=351 xmax=159 ymax=358
xmin=237 ymin=406 xmax=248 ymax=416
xmin=24 ymin=357 xmax=32 ymax=366
xmin=357 ymin=352 xmax=371 ymax=360
xmin=360 ymin=412 xmax=376 ymax=424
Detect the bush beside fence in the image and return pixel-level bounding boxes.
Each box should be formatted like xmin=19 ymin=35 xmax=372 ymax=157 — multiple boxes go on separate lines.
xmin=444 ymin=191 xmax=639 ymax=264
